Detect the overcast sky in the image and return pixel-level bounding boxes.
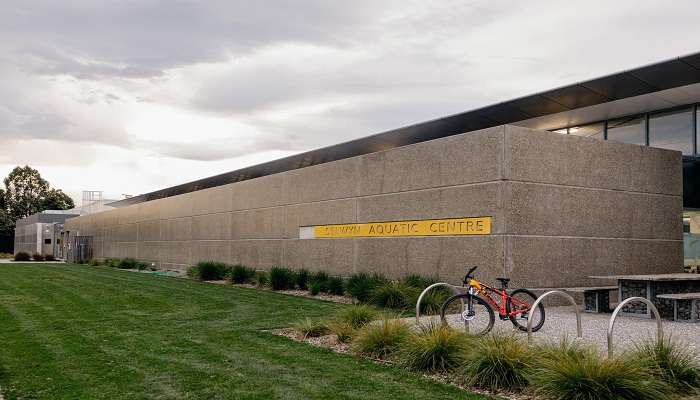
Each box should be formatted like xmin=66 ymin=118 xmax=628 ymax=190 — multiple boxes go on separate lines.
xmin=1 ymin=1 xmax=699 ymax=204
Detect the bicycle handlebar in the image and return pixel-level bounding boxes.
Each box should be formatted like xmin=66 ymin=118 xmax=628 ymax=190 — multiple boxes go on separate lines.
xmin=463 ymin=266 xmax=478 ymax=284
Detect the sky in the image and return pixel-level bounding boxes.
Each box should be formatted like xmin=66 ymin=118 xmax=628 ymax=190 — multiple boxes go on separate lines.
xmin=1 ymin=1 xmax=699 ymax=205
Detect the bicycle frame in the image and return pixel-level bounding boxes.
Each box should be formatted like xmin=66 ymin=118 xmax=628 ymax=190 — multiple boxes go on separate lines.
xmin=467 ymin=279 xmax=531 ymax=318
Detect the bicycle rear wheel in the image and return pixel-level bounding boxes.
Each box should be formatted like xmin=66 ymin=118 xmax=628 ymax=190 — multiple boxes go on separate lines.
xmin=440 ymin=293 xmax=495 ymax=336
xmin=507 ymin=288 xmax=545 ymax=332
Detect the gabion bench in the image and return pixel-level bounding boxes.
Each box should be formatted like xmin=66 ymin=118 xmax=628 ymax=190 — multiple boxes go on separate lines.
xmin=656 ymin=293 xmax=700 ymax=322
xmin=565 ymin=286 xmax=617 ymax=313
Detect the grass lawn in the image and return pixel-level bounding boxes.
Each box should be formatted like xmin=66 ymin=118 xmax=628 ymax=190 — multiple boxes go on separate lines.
xmin=0 ymin=263 xmax=489 ymax=399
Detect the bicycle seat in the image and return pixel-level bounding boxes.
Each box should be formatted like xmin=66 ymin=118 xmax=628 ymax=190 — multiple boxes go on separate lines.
xmin=496 ymin=277 xmax=510 ymax=287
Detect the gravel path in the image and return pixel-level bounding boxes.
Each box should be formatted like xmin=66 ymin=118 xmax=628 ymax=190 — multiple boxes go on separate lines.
xmin=422 ymin=306 xmax=700 ymax=356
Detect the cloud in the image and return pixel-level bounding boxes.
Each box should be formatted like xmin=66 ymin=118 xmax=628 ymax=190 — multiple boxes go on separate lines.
xmin=2 ymin=0 xmax=700 ymax=204
xmin=0 ymin=0 xmax=386 ymax=79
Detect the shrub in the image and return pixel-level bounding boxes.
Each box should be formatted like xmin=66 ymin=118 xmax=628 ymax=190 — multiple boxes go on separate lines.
xmin=309 ymin=280 xmax=321 ymax=295
xmin=230 ymin=265 xmax=256 ymax=284
xmin=0 ymin=252 xmax=13 ymax=259
xmin=327 ymin=276 xmax=345 ymax=296
xmin=310 ymin=271 xmax=330 ymax=293
xmin=187 ymin=261 xmax=228 ymax=281
xmin=13 ymin=252 xmax=30 ymax=261
xmin=44 ymin=254 xmax=56 ymax=261
xmin=399 ymin=323 xmax=470 ymax=372
xmin=529 ymin=346 xmax=669 ymax=400
xmin=346 ymin=272 xmax=386 ymax=303
xmin=255 ymin=271 xmax=268 ymax=287
xmin=337 ymin=305 xmax=378 ymax=329
xmin=295 ymin=268 xmax=310 ymax=290
xmin=631 ymin=336 xmax=700 ymax=393
xmin=460 ymin=332 xmax=531 ymax=391
xmin=293 ymin=318 xmax=329 ymax=339
xmin=351 ymin=317 xmax=410 ymax=359
xmin=326 ymin=320 xmax=355 ymax=343
xmin=32 ymin=253 xmax=45 ymax=261
xmin=370 ymin=281 xmax=419 ymax=309
xmin=269 ymin=266 xmax=295 ymax=290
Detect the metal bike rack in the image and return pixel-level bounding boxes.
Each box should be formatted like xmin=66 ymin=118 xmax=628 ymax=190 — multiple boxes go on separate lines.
xmin=527 ymin=290 xmax=582 ymax=346
xmin=415 ymin=283 xmax=463 ymax=324
xmin=607 ymin=296 xmax=663 ymax=358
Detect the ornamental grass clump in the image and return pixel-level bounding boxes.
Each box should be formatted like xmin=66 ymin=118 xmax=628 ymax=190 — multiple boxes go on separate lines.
xmin=631 ymin=335 xmax=700 ymax=394
xmin=400 ymin=274 xmax=438 ymax=290
xmin=326 ymin=319 xmax=355 ymax=343
xmin=337 ymin=305 xmax=378 ymax=329
xmin=32 ymin=253 xmax=45 ymax=261
xmin=254 ymin=271 xmax=268 ymax=287
xmin=346 ymin=272 xmax=386 ymax=303
xmin=351 ymin=317 xmax=410 ymax=359
xmin=117 ymin=258 xmax=137 ymax=269
xmin=309 ymin=280 xmax=321 ymax=295
xmin=399 ymin=323 xmax=470 ymax=372
xmin=293 ymin=318 xmax=329 ymax=339
xmin=295 ymin=268 xmax=310 ymax=290
xmin=188 ymin=261 xmax=228 ymax=281
xmin=230 ymin=265 xmax=256 ymax=284
xmin=13 ymin=252 xmax=30 ymax=261
xmin=370 ymin=281 xmax=419 ymax=310
xmin=327 ymin=276 xmax=345 ymax=296
xmin=460 ymin=332 xmax=531 ymax=391
xmin=529 ymin=346 xmax=669 ymax=400
xmin=269 ymin=266 xmax=295 ymax=290
xmin=309 ymin=271 xmax=330 ymax=293
xmin=418 ymin=287 xmax=452 ymax=315
xmin=104 ymin=258 xmax=120 ymax=268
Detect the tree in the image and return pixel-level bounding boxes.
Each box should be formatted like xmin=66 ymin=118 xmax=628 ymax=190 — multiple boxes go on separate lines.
xmin=3 ymin=166 xmax=74 ymax=221
xmin=42 ymin=189 xmax=75 ymax=211
xmin=0 ymin=166 xmax=75 ymax=252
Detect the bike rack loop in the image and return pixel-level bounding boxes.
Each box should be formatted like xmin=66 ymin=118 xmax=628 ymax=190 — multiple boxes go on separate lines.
xmin=607 ymin=296 xmax=663 ymax=358
xmin=527 ymin=290 xmax=582 ymax=346
xmin=415 ymin=282 xmax=463 ymax=325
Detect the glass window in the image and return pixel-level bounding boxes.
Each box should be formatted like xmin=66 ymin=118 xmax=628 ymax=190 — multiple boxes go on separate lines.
xmin=44 ymin=238 xmax=51 ymax=244
xmin=607 ymin=116 xmax=646 ymax=145
xmin=569 ymin=122 xmax=604 ymax=139
xmin=649 ymin=107 xmax=693 ymax=155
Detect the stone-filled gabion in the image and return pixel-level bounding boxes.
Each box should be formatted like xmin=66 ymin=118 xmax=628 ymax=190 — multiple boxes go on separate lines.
xmin=620 ymin=279 xmax=700 ymax=319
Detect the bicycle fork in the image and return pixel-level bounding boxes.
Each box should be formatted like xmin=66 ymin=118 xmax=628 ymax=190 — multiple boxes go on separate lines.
xmin=461 ymin=289 xmax=477 ymax=333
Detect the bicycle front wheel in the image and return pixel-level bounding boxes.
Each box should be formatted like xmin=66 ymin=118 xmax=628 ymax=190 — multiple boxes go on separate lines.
xmin=507 ymin=288 xmax=546 ymax=332
xmin=440 ymin=294 xmax=495 ymax=336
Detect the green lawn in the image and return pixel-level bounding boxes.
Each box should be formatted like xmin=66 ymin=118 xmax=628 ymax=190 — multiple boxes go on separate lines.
xmin=0 ymin=263 xmax=488 ymax=399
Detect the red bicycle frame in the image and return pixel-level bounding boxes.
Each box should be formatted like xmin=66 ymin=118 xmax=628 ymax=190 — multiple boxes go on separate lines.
xmin=469 ymin=282 xmax=532 ymax=318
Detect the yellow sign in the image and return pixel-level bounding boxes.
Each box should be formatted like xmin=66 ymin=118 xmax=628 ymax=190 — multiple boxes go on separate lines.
xmin=314 ymin=217 xmax=492 ymax=238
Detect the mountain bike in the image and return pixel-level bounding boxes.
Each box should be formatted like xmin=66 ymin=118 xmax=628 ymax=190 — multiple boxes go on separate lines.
xmin=440 ymin=266 xmax=545 ymax=336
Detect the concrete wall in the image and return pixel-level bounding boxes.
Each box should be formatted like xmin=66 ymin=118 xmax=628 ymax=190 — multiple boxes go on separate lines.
xmin=65 ymin=125 xmax=683 ymax=288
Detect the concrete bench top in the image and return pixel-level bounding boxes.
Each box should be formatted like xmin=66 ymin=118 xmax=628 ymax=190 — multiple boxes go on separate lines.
xmin=529 ymin=286 xmax=616 ymax=292
xmin=564 ymin=286 xmax=617 ymax=292
xmin=589 ymin=273 xmax=700 ymax=282
xmin=656 ymin=292 xmax=700 ymax=300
